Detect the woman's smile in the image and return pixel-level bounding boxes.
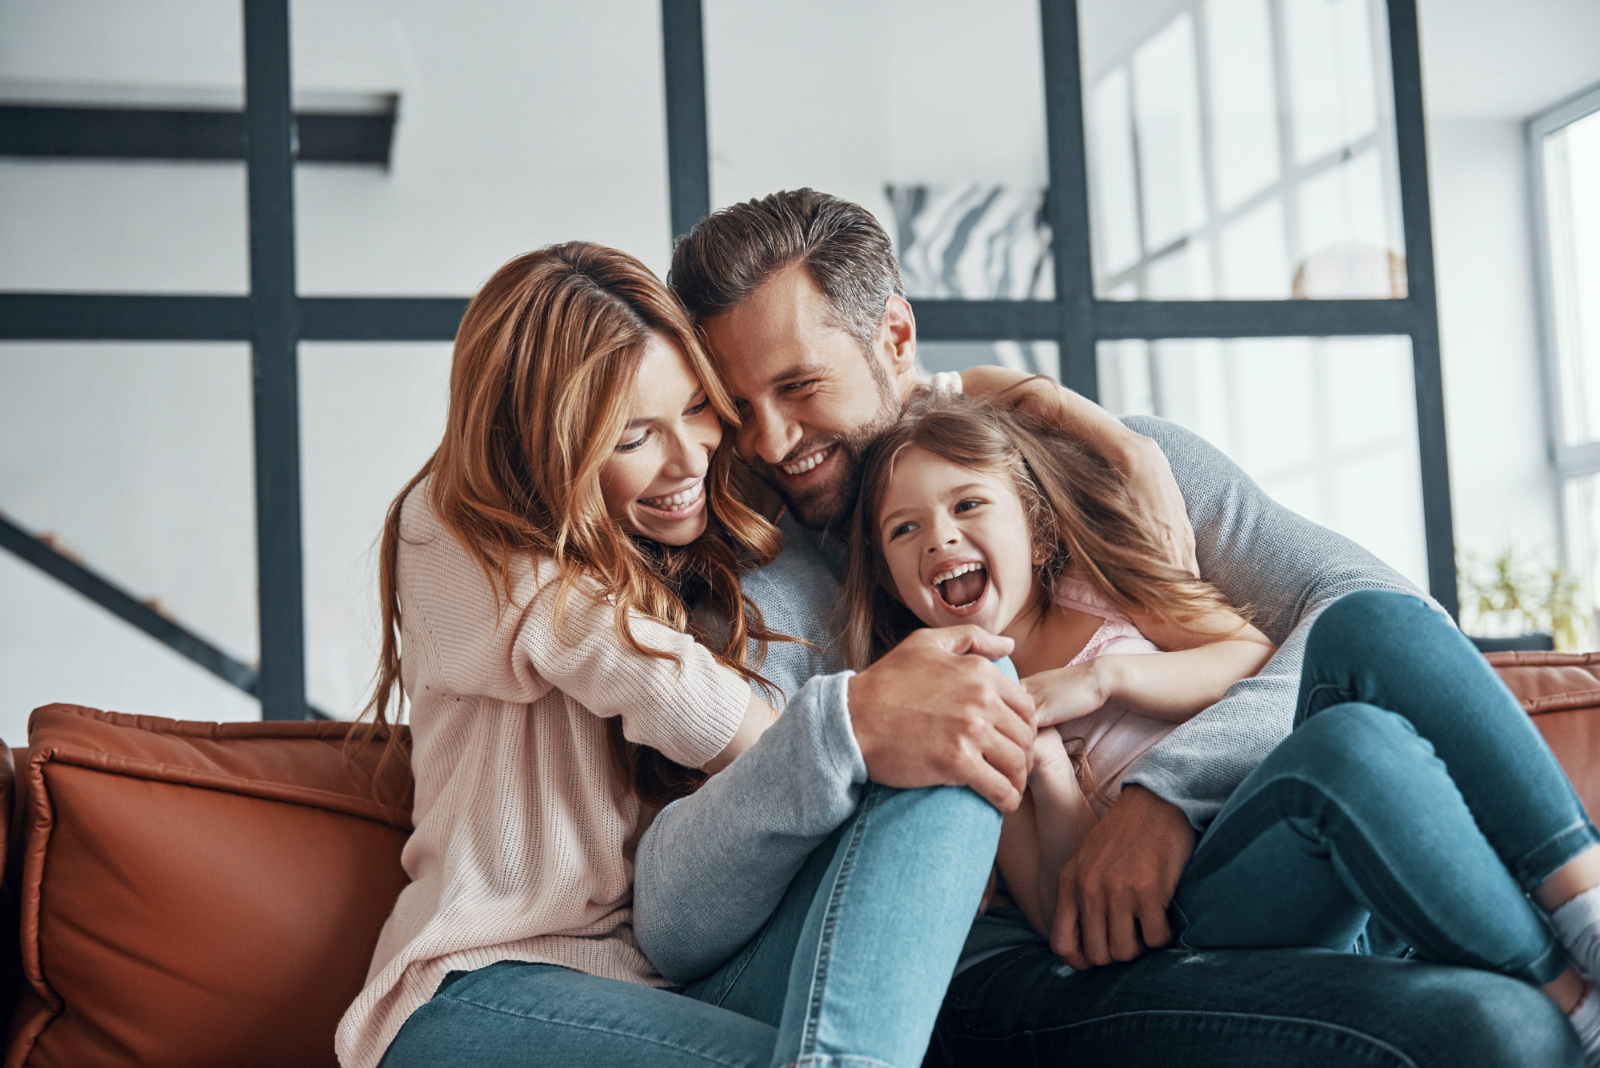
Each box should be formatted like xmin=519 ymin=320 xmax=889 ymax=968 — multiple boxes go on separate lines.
xmin=598 ymin=334 xmax=723 ymax=546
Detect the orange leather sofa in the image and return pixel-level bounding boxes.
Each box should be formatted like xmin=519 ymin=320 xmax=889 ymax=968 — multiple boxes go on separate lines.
xmin=0 ymin=651 xmax=1597 ymax=1067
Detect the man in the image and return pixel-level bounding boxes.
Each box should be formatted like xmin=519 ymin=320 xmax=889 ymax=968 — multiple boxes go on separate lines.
xmin=633 ymin=189 xmax=1578 ymax=1066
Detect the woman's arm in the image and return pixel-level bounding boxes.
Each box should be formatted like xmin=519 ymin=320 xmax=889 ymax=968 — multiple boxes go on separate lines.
xmin=1027 ymin=609 xmax=1276 ymax=728
xmin=960 ymin=365 xmax=1197 ymax=575
xmin=701 ymin=692 xmax=780 ymax=773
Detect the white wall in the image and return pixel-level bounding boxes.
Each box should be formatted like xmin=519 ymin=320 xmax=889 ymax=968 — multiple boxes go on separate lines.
xmin=0 ymin=0 xmax=1594 ymax=742
xmin=1427 ymin=119 xmax=1561 ymax=560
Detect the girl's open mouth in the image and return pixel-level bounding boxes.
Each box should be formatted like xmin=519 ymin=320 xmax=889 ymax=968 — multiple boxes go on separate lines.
xmin=934 ymin=562 xmax=989 ymax=609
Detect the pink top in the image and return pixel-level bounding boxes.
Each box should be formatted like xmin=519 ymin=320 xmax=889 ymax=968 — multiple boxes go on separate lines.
xmin=1052 ymin=577 xmax=1174 ymax=816
xmin=335 ymin=481 xmax=751 ymax=1068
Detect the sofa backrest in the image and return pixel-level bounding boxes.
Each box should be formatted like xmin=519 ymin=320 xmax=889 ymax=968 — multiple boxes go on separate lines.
xmin=1487 ymin=651 xmax=1600 ymax=821
xmin=3 ymin=705 xmax=412 ymax=1068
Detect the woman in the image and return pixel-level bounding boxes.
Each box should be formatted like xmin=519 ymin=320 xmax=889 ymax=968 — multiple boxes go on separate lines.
xmin=335 ymin=242 xmax=995 ymax=1068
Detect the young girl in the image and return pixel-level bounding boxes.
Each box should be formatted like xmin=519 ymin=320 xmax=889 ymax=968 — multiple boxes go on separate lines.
xmin=842 ymin=392 xmax=1276 ymax=937
xmin=336 ymin=243 xmax=999 ymax=1068
xmin=844 ymin=393 xmax=1600 ymax=1063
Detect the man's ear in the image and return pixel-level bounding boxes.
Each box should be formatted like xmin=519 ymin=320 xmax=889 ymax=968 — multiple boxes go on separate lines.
xmin=881 ymin=294 xmax=918 ymax=378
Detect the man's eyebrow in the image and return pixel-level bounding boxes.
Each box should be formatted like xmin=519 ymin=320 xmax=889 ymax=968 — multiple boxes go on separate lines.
xmin=769 ymin=362 xmax=830 ymax=386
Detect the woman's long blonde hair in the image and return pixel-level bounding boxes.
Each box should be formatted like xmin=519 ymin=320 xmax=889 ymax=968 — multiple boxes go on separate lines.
xmin=841 ymin=392 xmax=1235 ymax=671
xmin=357 ymin=241 xmax=785 ymax=807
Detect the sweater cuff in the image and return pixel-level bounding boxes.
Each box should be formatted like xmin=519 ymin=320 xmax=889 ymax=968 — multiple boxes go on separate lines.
xmin=815 ymin=670 xmax=869 ymax=788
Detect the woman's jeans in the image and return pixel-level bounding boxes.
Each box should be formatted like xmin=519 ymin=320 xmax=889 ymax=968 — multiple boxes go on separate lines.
xmin=379 ymin=782 xmax=999 ymax=1068
xmin=1172 ymin=589 xmax=1600 ymax=986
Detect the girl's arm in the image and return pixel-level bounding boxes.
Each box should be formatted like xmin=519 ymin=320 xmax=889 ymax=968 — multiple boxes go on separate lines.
xmin=959 ymin=364 xmax=1196 ymax=575
xmin=1028 ymin=609 xmax=1277 ymax=727
xmin=997 ymin=728 xmax=1100 ymax=937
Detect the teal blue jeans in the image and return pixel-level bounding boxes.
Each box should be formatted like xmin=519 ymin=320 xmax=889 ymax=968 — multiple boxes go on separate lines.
xmin=379 ymin=782 xmax=999 ymax=1068
xmin=1173 ymin=589 xmax=1600 ymax=985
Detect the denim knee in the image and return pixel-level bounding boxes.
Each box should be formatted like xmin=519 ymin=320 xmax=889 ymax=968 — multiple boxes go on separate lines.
xmin=1309 ymin=589 xmax=1433 ymax=653
xmin=1277 ymin=702 xmax=1429 ymax=791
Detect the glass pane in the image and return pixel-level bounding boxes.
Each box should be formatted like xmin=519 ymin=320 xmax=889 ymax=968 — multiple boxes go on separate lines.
xmin=1079 ymin=0 xmax=1406 ymax=300
xmin=917 ymin=340 xmax=1060 ymax=382
xmin=293 ymin=0 xmax=675 ymax=292
xmin=1096 ymin=335 xmax=1427 ymax=587
xmin=1543 ymin=107 xmax=1600 ymax=447
xmin=0 ymin=2 xmax=249 ymax=292
xmin=0 ymin=343 xmax=260 ymax=733
xmin=1560 ymin=475 xmax=1600 ymax=650
xmin=707 ymin=0 xmax=1051 ymax=299
xmin=299 ymin=343 xmax=452 ymax=719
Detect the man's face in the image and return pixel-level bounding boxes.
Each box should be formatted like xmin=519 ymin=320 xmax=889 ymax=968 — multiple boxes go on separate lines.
xmin=701 ymin=264 xmax=910 ymax=529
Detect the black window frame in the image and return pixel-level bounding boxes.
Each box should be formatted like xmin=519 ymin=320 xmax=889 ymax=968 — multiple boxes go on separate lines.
xmin=0 ymin=0 xmax=1456 ymax=721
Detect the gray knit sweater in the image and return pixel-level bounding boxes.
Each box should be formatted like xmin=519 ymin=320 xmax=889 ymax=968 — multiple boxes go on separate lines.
xmin=632 ymin=415 xmax=1428 ymax=982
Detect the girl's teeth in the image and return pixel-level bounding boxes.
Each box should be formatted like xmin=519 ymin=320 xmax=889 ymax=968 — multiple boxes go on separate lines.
xmin=642 ymin=483 xmax=703 ymax=511
xmin=781 ymin=447 xmax=830 ymax=475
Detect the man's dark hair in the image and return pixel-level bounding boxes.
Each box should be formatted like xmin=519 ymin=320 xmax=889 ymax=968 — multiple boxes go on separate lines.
xmin=668 ymin=188 xmax=904 ymax=353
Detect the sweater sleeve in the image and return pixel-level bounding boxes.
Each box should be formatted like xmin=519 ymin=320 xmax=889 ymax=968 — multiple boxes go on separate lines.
xmin=400 ymin=491 xmax=749 ymax=772
xmin=505 ymin=567 xmax=752 ymax=770
xmin=632 ymin=670 xmax=867 ymax=982
xmin=1117 ymin=415 xmax=1440 ymax=828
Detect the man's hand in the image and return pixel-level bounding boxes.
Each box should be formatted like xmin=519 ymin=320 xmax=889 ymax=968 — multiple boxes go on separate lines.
xmin=1051 ymin=785 xmax=1195 ymax=969
xmin=847 ymin=626 xmax=1036 ymax=812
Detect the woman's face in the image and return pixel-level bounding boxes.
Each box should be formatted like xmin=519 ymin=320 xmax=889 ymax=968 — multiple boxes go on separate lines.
xmin=876 ymin=446 xmax=1040 ymax=638
xmin=598 ymin=334 xmax=723 ymax=546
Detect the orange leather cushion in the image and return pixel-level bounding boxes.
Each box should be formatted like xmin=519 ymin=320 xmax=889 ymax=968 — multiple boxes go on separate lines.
xmin=1490 ymin=651 xmax=1600 ymax=823
xmin=6 ymin=705 xmax=412 ymax=1068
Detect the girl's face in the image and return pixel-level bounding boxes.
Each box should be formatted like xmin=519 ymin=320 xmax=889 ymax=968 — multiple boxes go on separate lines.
xmin=876 ymin=446 xmax=1042 ymax=637
xmin=598 ymin=334 xmax=723 ymax=546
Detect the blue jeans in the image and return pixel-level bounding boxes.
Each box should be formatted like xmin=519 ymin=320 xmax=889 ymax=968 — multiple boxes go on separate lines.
xmin=930 ymin=590 xmax=1589 ymax=1067
xmin=380 ymin=782 xmax=999 ymax=1068
xmin=1172 ymin=589 xmax=1599 ymax=985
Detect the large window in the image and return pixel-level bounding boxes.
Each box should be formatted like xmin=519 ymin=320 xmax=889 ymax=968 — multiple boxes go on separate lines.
xmin=1533 ymin=83 xmax=1600 ymax=640
xmin=0 ymin=0 xmax=1456 ymax=723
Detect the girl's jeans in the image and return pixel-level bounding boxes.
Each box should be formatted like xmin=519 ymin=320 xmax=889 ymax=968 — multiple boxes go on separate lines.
xmin=1172 ymin=588 xmax=1600 ymax=986
xmin=379 ymin=782 xmax=999 ymax=1068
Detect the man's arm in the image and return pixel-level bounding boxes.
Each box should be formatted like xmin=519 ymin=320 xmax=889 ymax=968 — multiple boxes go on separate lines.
xmin=635 ymin=529 xmax=1034 ymax=981
xmin=1050 ymin=415 xmax=1436 ymax=968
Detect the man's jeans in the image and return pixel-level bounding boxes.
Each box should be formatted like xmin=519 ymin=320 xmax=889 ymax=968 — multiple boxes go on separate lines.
xmin=932 ymin=590 xmax=1592 ymax=1067
xmin=380 ymin=783 xmax=999 ymax=1068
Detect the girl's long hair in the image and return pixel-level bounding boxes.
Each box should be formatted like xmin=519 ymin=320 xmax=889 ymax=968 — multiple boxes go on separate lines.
xmin=355 ymin=241 xmax=786 ymax=807
xmin=841 ymin=392 xmax=1236 ymax=671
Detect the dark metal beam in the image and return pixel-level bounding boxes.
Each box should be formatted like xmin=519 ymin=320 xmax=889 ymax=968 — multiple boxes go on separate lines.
xmin=1093 ymin=298 xmax=1419 ymax=340
xmin=1039 ymin=0 xmax=1099 ymax=400
xmin=244 ymin=0 xmax=310 ymax=721
xmin=1388 ymin=0 xmax=1459 ymax=619
xmin=0 ymin=104 xmax=396 ymax=166
xmin=661 ymin=0 xmax=711 ymax=239
xmin=298 ymin=297 xmax=467 ymax=341
xmin=0 ymin=294 xmax=252 ymax=341
xmin=0 ymin=513 xmax=259 ymax=695
xmin=914 ymin=299 xmax=1062 ymax=341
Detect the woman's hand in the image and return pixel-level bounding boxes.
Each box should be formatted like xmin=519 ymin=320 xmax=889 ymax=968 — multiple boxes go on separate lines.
xmin=1024 ymin=661 xmax=1109 ymax=728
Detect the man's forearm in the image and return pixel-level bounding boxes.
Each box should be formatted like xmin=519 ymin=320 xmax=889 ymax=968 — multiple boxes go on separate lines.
xmin=632 ymin=672 xmax=866 ymax=982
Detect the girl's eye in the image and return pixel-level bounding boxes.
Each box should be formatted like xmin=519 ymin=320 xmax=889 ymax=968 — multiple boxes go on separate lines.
xmin=954 ymin=499 xmax=983 ymax=514
xmin=615 ymin=433 xmax=648 ymax=453
xmin=887 ymin=521 xmax=915 ymax=540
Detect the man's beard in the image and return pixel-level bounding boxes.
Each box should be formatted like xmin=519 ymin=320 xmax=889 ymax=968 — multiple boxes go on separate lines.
xmin=759 ymin=379 xmax=900 ymax=531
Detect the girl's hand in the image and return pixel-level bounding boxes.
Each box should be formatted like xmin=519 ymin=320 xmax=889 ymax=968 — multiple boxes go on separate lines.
xmin=1030 ymin=724 xmax=1074 ymax=777
xmin=1024 ymin=661 xmax=1109 ymax=728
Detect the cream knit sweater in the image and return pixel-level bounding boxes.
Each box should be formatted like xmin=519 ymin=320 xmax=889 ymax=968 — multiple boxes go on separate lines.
xmin=334 ymin=481 xmax=750 ymax=1068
